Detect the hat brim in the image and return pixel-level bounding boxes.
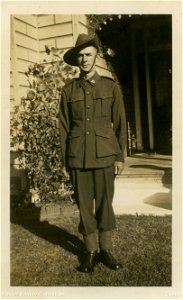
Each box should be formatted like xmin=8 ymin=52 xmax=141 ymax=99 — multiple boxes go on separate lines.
xmin=63 ymin=38 xmax=99 ymax=66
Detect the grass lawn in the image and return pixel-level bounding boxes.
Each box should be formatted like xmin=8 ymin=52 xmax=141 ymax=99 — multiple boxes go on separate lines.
xmin=10 ymin=207 xmax=172 ymax=286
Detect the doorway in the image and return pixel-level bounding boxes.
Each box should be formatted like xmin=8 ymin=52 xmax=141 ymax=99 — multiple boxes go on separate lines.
xmin=96 ymin=14 xmax=172 ymax=155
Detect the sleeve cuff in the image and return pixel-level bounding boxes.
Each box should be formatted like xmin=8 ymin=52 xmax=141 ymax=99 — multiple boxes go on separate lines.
xmin=116 ymin=153 xmax=125 ymax=162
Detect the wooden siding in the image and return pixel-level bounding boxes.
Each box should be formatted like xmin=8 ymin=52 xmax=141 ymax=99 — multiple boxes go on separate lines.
xmin=39 ymin=35 xmax=73 ymax=63
xmin=37 ymin=15 xmax=55 ymax=27
xmin=16 ymin=45 xmax=38 ymax=63
xmin=37 ymin=14 xmax=74 ymax=63
xmin=39 ymin=38 xmax=57 ymax=52
xmin=11 ymin=14 xmax=113 ymax=112
xmin=13 ymin=15 xmax=37 ymax=27
xmin=77 ymin=15 xmax=88 ymax=34
xmin=38 ymin=22 xmax=73 ymax=40
xmin=15 ymin=32 xmax=38 ymax=52
xmin=11 ymin=15 xmax=38 ymax=109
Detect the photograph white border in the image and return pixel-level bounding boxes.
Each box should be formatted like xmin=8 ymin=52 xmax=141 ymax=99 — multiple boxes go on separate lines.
xmin=1 ymin=1 xmax=182 ymax=299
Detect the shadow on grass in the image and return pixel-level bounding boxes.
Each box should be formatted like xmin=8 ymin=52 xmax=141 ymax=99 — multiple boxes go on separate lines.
xmin=11 ymin=205 xmax=85 ymax=262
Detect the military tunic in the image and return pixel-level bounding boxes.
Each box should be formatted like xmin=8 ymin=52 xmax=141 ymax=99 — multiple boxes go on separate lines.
xmin=58 ymin=72 xmax=127 ymax=244
xmin=59 ymin=72 xmax=126 ymax=169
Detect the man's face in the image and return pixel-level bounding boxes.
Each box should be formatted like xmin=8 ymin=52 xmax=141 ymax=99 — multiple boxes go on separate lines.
xmin=77 ymin=46 xmax=98 ymax=74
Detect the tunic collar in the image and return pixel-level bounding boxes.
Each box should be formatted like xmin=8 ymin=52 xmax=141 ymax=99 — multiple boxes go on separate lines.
xmin=80 ymin=72 xmax=100 ymax=86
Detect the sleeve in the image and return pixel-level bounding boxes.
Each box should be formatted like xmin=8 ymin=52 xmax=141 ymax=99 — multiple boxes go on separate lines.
xmin=112 ymin=83 xmax=127 ymax=162
xmin=57 ymin=88 xmax=70 ymax=167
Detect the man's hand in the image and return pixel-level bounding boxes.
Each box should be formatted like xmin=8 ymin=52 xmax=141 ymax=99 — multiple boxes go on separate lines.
xmin=62 ymin=166 xmax=70 ymax=180
xmin=114 ymin=161 xmax=124 ymax=175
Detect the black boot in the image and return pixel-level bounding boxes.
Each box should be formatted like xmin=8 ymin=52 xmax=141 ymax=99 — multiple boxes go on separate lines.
xmin=100 ymin=250 xmax=122 ymax=270
xmin=77 ymin=251 xmax=99 ymax=273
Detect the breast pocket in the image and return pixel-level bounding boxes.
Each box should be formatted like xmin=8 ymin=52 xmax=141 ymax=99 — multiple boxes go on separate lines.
xmin=68 ymin=93 xmax=84 ymax=120
xmin=101 ymin=96 xmax=113 ymax=116
xmin=93 ymin=93 xmax=113 ymax=117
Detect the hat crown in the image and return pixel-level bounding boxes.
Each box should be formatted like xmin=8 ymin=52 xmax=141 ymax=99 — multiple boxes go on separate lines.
xmin=63 ymin=33 xmax=99 ymax=66
xmin=75 ymin=33 xmax=96 ymax=47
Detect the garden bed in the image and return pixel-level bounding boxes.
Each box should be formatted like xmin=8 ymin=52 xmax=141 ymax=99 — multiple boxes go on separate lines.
xmin=11 ymin=200 xmax=79 ymax=223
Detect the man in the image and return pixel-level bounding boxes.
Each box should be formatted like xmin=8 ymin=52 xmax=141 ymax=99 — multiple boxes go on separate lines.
xmin=58 ymin=33 xmax=126 ymax=273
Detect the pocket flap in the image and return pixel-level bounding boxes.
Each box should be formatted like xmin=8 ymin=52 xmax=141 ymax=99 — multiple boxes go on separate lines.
xmin=68 ymin=131 xmax=81 ymax=139
xmin=70 ymin=92 xmax=85 ymax=102
xmin=93 ymin=91 xmax=113 ymax=100
xmin=95 ymin=128 xmax=112 ymax=138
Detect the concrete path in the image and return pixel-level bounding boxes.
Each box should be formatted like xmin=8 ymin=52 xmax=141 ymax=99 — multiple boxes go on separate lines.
xmin=113 ymin=179 xmax=172 ymax=216
xmin=113 ymin=154 xmax=172 ymax=216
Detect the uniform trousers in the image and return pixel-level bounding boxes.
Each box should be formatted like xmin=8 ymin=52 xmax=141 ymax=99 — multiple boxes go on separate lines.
xmin=70 ymin=166 xmax=116 ymax=252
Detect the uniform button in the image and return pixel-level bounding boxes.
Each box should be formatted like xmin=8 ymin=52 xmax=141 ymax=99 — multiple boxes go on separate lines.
xmin=86 ymin=91 xmax=90 ymax=95
xmin=86 ymin=131 xmax=90 ymax=135
xmin=86 ymin=118 xmax=90 ymax=121
xmin=86 ymin=105 xmax=90 ymax=109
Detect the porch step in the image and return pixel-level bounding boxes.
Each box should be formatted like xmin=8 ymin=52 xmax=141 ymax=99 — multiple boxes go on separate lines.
xmin=118 ymin=154 xmax=172 ymax=185
xmin=117 ymin=173 xmax=172 ymax=186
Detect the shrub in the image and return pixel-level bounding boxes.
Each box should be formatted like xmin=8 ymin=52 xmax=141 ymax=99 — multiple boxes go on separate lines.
xmin=10 ymin=47 xmax=79 ymax=203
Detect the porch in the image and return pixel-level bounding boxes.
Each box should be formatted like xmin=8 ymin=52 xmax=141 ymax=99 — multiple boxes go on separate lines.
xmin=121 ymin=153 xmax=172 ymax=181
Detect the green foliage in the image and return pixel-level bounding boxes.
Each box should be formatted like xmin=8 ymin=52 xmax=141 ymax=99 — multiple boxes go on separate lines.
xmin=11 ymin=47 xmax=79 ymax=203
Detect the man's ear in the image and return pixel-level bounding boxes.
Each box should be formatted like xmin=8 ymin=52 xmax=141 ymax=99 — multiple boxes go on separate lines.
xmin=95 ymin=51 xmax=100 ymax=62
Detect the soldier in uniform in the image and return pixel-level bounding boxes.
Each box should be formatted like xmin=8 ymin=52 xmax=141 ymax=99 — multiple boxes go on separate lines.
xmin=58 ymin=33 xmax=127 ymax=273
